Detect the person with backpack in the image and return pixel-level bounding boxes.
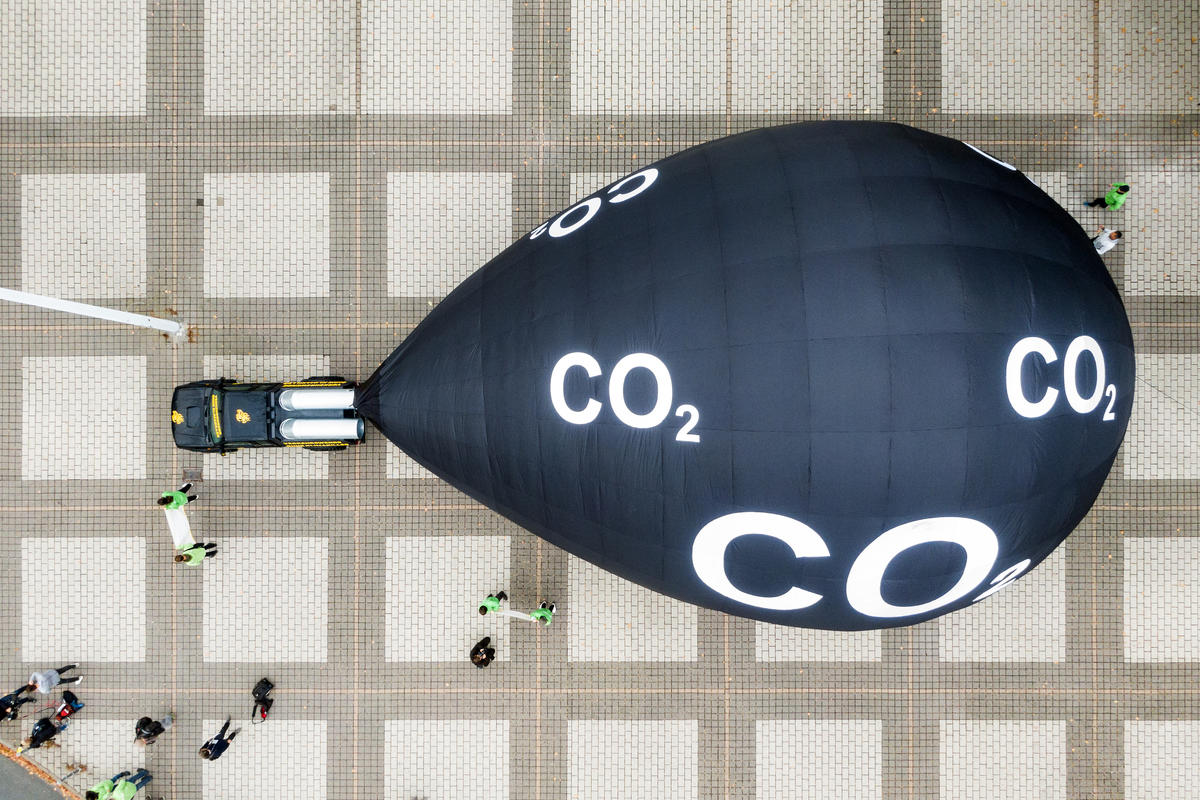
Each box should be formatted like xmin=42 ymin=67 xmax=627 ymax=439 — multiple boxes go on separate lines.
xmin=0 ymin=684 xmax=35 ymax=720
xmin=251 ymin=678 xmax=275 ymax=723
xmin=135 ymin=712 xmax=173 ymax=745
xmin=53 ymin=690 xmax=85 ymax=721
xmin=19 ymin=716 xmax=63 ymax=751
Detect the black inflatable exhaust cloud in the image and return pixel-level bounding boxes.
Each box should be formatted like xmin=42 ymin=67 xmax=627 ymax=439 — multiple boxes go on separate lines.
xmin=356 ymin=121 xmax=1134 ymax=630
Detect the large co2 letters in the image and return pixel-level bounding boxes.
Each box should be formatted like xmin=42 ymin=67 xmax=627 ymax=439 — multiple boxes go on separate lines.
xmin=691 ymin=513 xmax=1031 ymax=619
xmin=531 ymin=162 xmax=1107 ymax=623
xmin=1006 ymin=335 xmax=1117 ymax=421
xmin=529 ymin=168 xmax=659 ymax=240
xmin=550 ymin=352 xmax=701 ymax=443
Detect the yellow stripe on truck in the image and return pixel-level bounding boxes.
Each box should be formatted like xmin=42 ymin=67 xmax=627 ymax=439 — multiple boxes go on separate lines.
xmin=281 ymin=381 xmax=346 ymax=387
xmin=211 ymin=393 xmax=222 ymax=438
xmin=283 ymin=441 xmax=347 ymax=447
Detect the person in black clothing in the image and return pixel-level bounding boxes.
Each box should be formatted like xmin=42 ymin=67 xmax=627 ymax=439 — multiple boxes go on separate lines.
xmin=199 ymin=716 xmax=240 ymax=760
xmin=21 ymin=717 xmax=63 ymax=751
xmin=135 ymin=713 xmax=172 ymax=745
xmin=470 ymin=637 xmax=496 ymax=668
xmin=0 ymin=685 xmax=35 ymax=721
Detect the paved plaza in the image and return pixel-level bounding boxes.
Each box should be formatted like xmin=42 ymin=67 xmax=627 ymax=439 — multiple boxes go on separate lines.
xmin=0 ymin=1 xmax=1198 ymax=798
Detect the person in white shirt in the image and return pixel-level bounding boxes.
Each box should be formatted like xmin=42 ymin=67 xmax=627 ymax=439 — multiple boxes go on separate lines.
xmin=1093 ymin=228 xmax=1122 ymax=255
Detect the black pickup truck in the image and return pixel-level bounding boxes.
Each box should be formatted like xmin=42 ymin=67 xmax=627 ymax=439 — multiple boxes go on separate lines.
xmin=170 ymin=377 xmax=365 ymax=453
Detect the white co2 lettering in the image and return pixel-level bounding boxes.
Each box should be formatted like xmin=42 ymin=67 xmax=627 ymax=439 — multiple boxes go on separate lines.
xmin=550 ymin=351 xmax=700 ymax=443
xmin=691 ymin=512 xmax=1026 ymax=618
xmin=1006 ymin=335 xmax=1117 ymax=421
xmin=529 ymin=168 xmax=659 ymax=240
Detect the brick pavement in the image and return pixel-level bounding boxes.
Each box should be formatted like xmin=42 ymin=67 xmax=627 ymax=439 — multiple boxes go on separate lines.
xmin=0 ymin=1 xmax=1197 ymax=798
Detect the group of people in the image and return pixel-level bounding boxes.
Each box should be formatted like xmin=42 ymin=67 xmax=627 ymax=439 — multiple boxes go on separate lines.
xmin=1087 ymin=181 xmax=1129 ymax=255
xmin=470 ymin=591 xmax=558 ymax=667
xmin=4 ymin=664 xmax=255 ymax=798
xmin=1 ymin=665 xmax=85 ymax=750
xmin=0 ymin=665 xmax=163 ymax=798
xmin=0 ymin=484 xmax=262 ymax=797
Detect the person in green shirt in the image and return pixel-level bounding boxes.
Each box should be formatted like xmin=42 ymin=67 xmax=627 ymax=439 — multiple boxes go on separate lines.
xmin=109 ymin=769 xmax=152 ymax=800
xmin=478 ymin=590 xmax=508 ymax=615
xmin=1086 ymin=182 xmax=1130 ymax=210
xmin=529 ymin=601 xmax=556 ymax=625
xmin=157 ymin=482 xmax=196 ymax=509
xmin=174 ymin=542 xmax=218 ymax=565
xmin=85 ymin=771 xmax=130 ymax=800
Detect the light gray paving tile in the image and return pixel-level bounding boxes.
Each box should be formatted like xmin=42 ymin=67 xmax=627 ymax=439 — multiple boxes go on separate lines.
xmin=386 ymin=447 xmax=437 ymax=481
xmin=387 ymin=171 xmax=513 ymax=298
xmin=57 ymin=719 xmax=144 ymax=780
xmin=202 ymin=537 xmax=328 ymax=662
xmin=939 ymin=549 xmax=1066 ymax=663
xmin=754 ymin=624 xmax=881 ymax=662
xmin=567 ymin=556 xmax=696 ymax=662
xmin=1100 ymin=1 xmax=1199 ymax=113
xmin=1025 ymin=171 xmax=1072 ymax=213
xmin=568 ymin=719 xmax=698 ymax=800
xmin=362 ymin=0 xmax=512 ymax=113
xmin=1124 ymin=537 xmax=1200 ymax=662
xmin=1123 ymin=170 xmax=1200 ymax=296
xmin=571 ymin=0 xmax=727 ymax=113
xmin=940 ymin=720 xmax=1066 ymax=800
xmin=202 ymin=448 xmax=330 ymax=481
xmin=1123 ymin=354 xmax=1200 ymax=480
xmin=201 ymin=719 xmax=325 ymax=799
xmin=941 ymin=0 xmax=1091 ymax=112
xmin=203 ymin=172 xmax=330 ymax=298
xmin=21 ymin=537 xmax=145 ymax=661
xmin=385 ymin=536 xmax=510 ymax=662
xmin=730 ymin=0 xmax=883 ymax=113
xmin=0 ymin=0 xmax=145 ymax=115
xmin=204 ymin=0 xmax=353 ymax=114
xmin=385 ymin=719 xmax=508 ymax=799
xmin=21 ymin=356 xmax=146 ymax=480
xmin=20 ymin=173 xmax=146 ymax=298
xmin=200 ymin=355 xmax=332 ymax=481
xmin=1125 ymin=721 xmax=1200 ymax=800
xmin=756 ymin=720 xmax=881 ymax=800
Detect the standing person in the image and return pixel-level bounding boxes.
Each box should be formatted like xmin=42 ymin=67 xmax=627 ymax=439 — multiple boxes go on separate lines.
xmin=27 ymin=664 xmax=83 ymax=694
xmin=1086 ymin=182 xmax=1130 ymax=209
xmin=470 ymin=636 xmax=496 ymax=668
xmin=174 ymin=542 xmax=218 ymax=565
xmin=1 ymin=685 xmax=35 ymax=720
xmin=1093 ymin=228 xmax=1123 ymax=254
xmin=85 ymin=771 xmax=131 ymax=800
xmin=110 ymin=769 xmax=153 ymax=800
xmin=199 ymin=716 xmax=240 ymax=760
xmin=478 ymin=590 xmax=508 ymax=615
xmin=159 ymin=482 xmax=197 ymax=551
xmin=19 ymin=717 xmax=63 ymax=751
xmin=529 ymin=601 xmax=556 ymax=626
xmin=134 ymin=712 xmax=173 ymax=745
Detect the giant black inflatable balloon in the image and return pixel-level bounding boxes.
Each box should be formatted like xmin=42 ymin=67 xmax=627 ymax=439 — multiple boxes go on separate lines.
xmin=357 ymin=121 xmax=1134 ymax=630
